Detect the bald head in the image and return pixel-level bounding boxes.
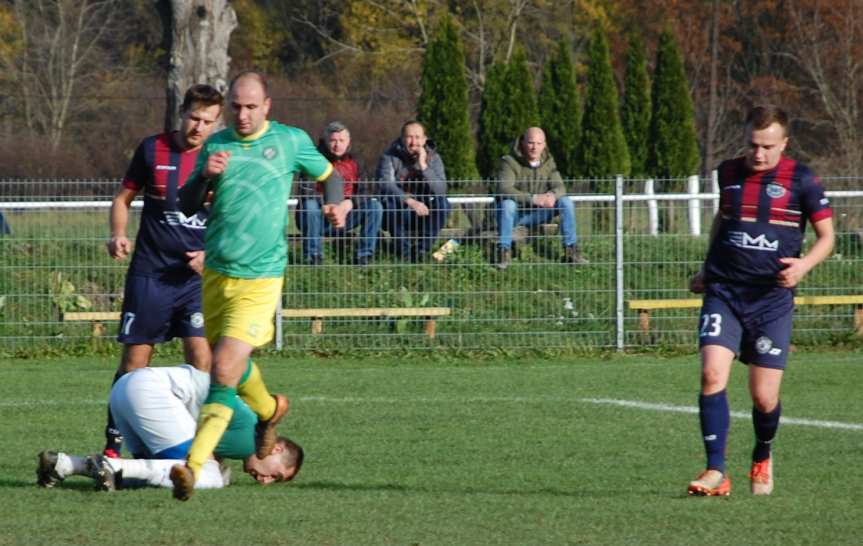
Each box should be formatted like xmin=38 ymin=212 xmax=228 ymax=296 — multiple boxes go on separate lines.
xmin=521 ymin=127 xmax=546 ymax=163
xmin=228 ymin=71 xmax=271 ymax=136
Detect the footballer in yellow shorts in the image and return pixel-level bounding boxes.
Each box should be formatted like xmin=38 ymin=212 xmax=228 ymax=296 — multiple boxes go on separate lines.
xmin=201 ymin=269 xmax=283 ymax=347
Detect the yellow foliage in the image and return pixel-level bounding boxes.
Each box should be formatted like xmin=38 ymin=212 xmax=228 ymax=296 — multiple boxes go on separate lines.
xmin=0 ymin=5 xmax=23 ymax=69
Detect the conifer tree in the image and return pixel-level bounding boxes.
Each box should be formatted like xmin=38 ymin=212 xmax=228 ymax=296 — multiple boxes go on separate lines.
xmin=621 ymin=33 xmax=651 ymax=178
xmin=477 ymin=62 xmax=509 ymax=180
xmin=646 ymin=29 xmax=700 ymax=181
xmin=476 ymin=47 xmax=538 ymax=179
xmin=578 ymin=27 xmax=630 ymax=180
xmin=539 ymin=39 xmax=581 ymax=180
xmin=417 ymin=16 xmax=478 ymax=184
xmin=577 ymin=26 xmax=629 ymax=232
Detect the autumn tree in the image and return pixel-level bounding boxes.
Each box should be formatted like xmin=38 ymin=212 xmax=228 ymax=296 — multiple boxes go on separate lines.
xmin=1 ymin=0 xmax=121 ymax=150
xmin=538 ymin=39 xmax=581 ymax=180
xmin=621 ymin=33 xmax=651 ymax=178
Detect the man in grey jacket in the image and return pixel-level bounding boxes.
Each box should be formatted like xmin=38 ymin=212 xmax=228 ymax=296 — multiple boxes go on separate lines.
xmin=494 ymin=127 xmax=586 ymax=270
xmin=376 ymin=120 xmax=451 ymax=262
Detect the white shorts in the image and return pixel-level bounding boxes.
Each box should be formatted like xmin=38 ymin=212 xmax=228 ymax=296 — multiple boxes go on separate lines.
xmin=109 ymin=365 xmax=210 ymax=459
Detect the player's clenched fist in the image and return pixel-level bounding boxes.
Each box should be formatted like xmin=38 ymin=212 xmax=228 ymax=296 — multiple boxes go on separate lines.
xmin=203 ymin=151 xmax=231 ymax=178
xmin=107 ymin=235 xmax=132 ymax=260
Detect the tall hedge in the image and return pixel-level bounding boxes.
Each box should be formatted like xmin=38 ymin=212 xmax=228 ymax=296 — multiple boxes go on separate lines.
xmin=577 ymin=26 xmax=630 ymax=180
xmin=417 ymin=16 xmax=478 ymax=183
xmin=476 ymin=46 xmax=538 ymax=179
xmin=646 ymin=29 xmax=700 ymax=180
xmin=539 ymin=39 xmax=581 ymax=180
xmin=621 ymin=33 xmax=651 ymax=178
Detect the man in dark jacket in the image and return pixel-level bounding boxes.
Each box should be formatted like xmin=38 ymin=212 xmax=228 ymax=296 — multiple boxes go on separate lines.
xmin=376 ymin=120 xmax=451 ymax=262
xmin=494 ymin=127 xmax=586 ymax=270
xmin=295 ymin=121 xmax=383 ymax=265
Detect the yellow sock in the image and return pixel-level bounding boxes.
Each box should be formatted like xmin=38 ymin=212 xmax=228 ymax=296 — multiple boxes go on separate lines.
xmin=186 ymin=401 xmax=234 ymax=480
xmin=237 ymin=359 xmax=276 ymax=420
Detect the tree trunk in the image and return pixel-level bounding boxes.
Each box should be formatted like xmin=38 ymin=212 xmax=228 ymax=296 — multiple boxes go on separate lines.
xmin=158 ymin=0 xmax=237 ymax=132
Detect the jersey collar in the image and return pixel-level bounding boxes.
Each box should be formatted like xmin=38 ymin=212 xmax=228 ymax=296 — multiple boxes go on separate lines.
xmin=233 ymin=120 xmax=270 ymax=142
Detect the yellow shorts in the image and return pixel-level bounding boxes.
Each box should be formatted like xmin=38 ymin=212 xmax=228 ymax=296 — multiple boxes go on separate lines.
xmin=202 ymin=269 xmax=283 ymax=347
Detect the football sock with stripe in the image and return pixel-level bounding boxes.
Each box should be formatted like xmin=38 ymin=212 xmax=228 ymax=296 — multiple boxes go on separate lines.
xmin=752 ymin=401 xmax=781 ymax=462
xmin=186 ymin=383 xmax=237 ymax=480
xmin=699 ymin=390 xmax=730 ymax=473
xmin=237 ymin=359 xmax=277 ymax=420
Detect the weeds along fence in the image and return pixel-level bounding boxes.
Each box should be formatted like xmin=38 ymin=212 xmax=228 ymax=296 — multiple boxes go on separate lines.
xmin=1 ymin=176 xmax=862 ymax=355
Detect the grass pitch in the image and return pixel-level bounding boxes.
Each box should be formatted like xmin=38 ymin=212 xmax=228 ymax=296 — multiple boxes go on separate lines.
xmin=1 ymin=351 xmax=861 ymax=545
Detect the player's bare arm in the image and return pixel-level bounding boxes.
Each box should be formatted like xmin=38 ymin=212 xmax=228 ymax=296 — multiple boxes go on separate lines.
xmin=777 ymin=217 xmax=835 ymax=288
xmin=107 ymin=186 xmax=138 ymax=260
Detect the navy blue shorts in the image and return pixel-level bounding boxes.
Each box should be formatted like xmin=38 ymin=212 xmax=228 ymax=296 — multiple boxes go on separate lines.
xmin=698 ymin=282 xmax=794 ymax=369
xmin=117 ymin=273 xmax=205 ymax=344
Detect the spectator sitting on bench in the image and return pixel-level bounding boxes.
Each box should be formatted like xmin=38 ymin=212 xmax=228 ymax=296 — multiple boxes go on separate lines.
xmin=493 ymin=127 xmax=587 ymax=270
xmin=295 ymin=121 xmax=383 ymax=266
xmin=376 ymin=120 xmax=451 ymax=263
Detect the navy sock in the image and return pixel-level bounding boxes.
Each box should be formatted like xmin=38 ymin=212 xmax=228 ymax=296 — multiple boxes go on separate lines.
xmin=104 ymin=370 xmax=125 ymax=453
xmin=699 ymin=390 xmax=730 ymax=473
xmin=752 ymin=402 xmax=781 ymax=462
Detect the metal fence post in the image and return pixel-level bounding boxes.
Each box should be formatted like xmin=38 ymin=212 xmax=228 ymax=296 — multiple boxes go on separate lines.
xmin=615 ymin=175 xmax=625 ymax=352
xmin=275 ymin=296 xmax=283 ymax=351
xmin=711 ymin=169 xmax=720 ymax=216
xmin=645 ymin=178 xmax=658 ymax=236
xmin=687 ymin=175 xmax=701 ymax=236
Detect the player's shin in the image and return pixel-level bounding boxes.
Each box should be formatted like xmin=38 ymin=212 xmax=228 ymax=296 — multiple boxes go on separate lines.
xmin=237 ymin=359 xmax=276 ymax=420
xmin=186 ymin=384 xmax=237 ymax=480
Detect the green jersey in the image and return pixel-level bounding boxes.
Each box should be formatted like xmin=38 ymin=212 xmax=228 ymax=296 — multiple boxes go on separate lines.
xmin=214 ymin=397 xmax=257 ymax=460
xmin=193 ymin=121 xmax=332 ymax=278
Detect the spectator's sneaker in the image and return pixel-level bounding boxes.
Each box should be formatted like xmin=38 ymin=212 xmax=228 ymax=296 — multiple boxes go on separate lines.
xmin=170 ymin=464 xmax=195 ymax=501
xmin=354 ymin=255 xmax=371 ymax=266
xmin=749 ymin=457 xmax=774 ymax=495
xmin=307 ymin=255 xmax=323 ymax=266
xmin=86 ymin=455 xmax=120 ymax=492
xmin=495 ymin=248 xmax=512 ymax=271
xmin=512 ymin=225 xmax=529 ymax=243
xmin=687 ymin=469 xmax=731 ymax=496
xmin=255 ymin=394 xmax=289 ymax=458
xmin=562 ymin=245 xmax=589 ymax=265
xmin=36 ymin=450 xmax=63 ymax=488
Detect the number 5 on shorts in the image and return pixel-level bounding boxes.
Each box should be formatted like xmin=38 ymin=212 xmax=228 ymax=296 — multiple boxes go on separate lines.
xmin=699 ymin=313 xmax=722 ymax=337
xmin=121 ymin=312 xmax=136 ymax=336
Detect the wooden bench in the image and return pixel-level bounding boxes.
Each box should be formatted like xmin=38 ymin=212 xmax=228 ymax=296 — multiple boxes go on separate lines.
xmin=281 ymin=307 xmax=451 ymax=338
xmin=628 ymin=295 xmax=863 ymax=335
xmin=61 ymin=311 xmax=119 ymax=337
xmin=62 ymin=308 xmax=453 ymax=339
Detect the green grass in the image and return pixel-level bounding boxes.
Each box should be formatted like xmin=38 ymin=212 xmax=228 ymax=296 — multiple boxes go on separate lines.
xmin=1 ymin=351 xmax=861 ymax=545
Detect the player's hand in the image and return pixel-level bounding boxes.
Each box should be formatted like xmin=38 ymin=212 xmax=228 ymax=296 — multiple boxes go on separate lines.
xmin=203 ymin=151 xmax=231 ymax=178
xmin=689 ymin=269 xmax=705 ymax=294
xmin=107 ymin=236 xmax=132 ymax=260
xmin=777 ymin=257 xmax=811 ymax=288
xmin=405 ymin=198 xmax=429 ymax=216
xmin=185 ymin=250 xmax=205 ymax=275
xmin=323 ymin=199 xmax=353 ymax=228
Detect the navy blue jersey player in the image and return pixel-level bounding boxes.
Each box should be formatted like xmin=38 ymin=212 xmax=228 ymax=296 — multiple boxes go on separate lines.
xmin=103 ymin=85 xmax=224 ymax=457
xmin=687 ymin=105 xmax=834 ymax=497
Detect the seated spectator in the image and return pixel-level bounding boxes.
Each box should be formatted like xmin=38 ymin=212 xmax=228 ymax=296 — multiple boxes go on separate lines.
xmin=494 ymin=127 xmax=587 ymax=270
xmin=296 ymin=121 xmax=383 ymax=266
xmin=376 ymin=120 xmax=451 ymax=262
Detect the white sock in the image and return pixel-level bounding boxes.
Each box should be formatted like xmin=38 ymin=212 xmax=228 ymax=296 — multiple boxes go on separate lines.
xmin=55 ymin=453 xmax=89 ymax=478
xmin=112 ymin=459 xmax=227 ymax=490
